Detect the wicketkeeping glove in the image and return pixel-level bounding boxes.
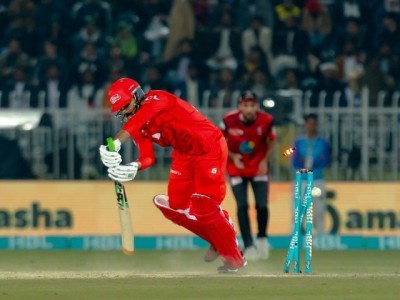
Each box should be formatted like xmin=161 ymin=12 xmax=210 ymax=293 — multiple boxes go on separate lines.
xmin=108 ymin=162 xmax=139 ymax=182
xmin=99 ymin=144 xmax=122 ymax=168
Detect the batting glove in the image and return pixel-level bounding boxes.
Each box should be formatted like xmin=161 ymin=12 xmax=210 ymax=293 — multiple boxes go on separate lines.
xmin=99 ymin=144 xmax=122 ymax=168
xmin=108 ymin=162 xmax=139 ymax=182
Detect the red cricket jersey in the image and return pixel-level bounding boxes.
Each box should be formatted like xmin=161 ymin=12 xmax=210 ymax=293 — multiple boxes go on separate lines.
xmin=122 ymin=90 xmax=223 ymax=169
xmin=221 ymin=110 xmax=276 ymax=177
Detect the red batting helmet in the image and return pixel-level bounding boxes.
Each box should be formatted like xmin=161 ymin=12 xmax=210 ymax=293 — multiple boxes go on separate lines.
xmin=108 ymin=78 xmax=141 ymax=112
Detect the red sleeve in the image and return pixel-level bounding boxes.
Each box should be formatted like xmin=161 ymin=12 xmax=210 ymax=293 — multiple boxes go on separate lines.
xmin=133 ymin=134 xmax=155 ymax=170
xmin=122 ymin=92 xmax=169 ymax=170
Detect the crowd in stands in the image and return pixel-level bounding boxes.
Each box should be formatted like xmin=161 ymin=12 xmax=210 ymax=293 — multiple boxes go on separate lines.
xmin=0 ymin=0 xmax=400 ymax=111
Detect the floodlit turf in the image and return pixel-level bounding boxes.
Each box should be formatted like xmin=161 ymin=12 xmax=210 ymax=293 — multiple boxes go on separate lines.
xmin=0 ymin=250 xmax=399 ymax=300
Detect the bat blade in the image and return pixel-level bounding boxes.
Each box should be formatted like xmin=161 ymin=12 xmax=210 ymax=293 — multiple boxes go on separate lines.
xmin=114 ymin=181 xmax=134 ymax=255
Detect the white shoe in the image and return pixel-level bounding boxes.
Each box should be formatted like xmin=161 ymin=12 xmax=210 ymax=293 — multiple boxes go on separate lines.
xmin=218 ymin=256 xmax=247 ymax=274
xmin=244 ymin=245 xmax=259 ymax=261
xmin=256 ymin=238 xmax=270 ymax=260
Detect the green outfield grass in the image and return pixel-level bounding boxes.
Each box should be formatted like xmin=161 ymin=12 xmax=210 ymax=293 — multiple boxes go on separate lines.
xmin=0 ymin=250 xmax=399 ymax=300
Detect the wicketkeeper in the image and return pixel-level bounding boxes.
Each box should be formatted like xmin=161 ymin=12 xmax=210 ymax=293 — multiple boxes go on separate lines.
xmin=99 ymin=78 xmax=246 ymax=273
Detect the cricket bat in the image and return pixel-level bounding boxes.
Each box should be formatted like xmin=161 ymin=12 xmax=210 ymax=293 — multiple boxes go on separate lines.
xmin=107 ymin=138 xmax=135 ymax=256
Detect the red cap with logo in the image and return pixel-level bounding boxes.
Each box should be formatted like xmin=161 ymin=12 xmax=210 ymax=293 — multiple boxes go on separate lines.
xmin=239 ymin=90 xmax=258 ymax=103
xmin=108 ymin=78 xmax=141 ymax=112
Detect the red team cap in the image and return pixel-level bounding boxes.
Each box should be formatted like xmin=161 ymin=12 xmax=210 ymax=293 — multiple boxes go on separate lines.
xmin=108 ymin=78 xmax=141 ymax=112
xmin=239 ymin=90 xmax=258 ymax=103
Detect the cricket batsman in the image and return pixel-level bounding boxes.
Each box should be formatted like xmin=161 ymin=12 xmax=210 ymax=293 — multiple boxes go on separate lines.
xmin=99 ymin=78 xmax=246 ymax=273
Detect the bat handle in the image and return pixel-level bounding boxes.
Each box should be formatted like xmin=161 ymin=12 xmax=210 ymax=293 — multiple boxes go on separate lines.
xmin=106 ymin=137 xmax=115 ymax=152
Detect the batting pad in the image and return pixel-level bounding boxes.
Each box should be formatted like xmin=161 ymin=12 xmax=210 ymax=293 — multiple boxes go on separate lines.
xmin=190 ymin=194 xmax=244 ymax=268
xmin=153 ymin=194 xmax=210 ymax=242
xmin=153 ymin=194 xmax=244 ymax=268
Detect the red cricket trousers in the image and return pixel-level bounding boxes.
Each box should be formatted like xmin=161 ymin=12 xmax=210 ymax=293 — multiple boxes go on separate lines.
xmin=154 ymin=137 xmax=244 ymax=268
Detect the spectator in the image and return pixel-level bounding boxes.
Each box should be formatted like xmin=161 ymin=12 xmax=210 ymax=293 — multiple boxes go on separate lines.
xmin=68 ymin=68 xmax=103 ymax=109
xmin=140 ymin=0 xmax=171 ymax=31
xmin=330 ymin=0 xmax=368 ymax=35
xmin=43 ymin=16 xmax=72 ymax=58
xmin=72 ymin=0 xmax=112 ymax=34
xmin=191 ymin=27 xmax=213 ymax=76
xmin=1 ymin=65 xmax=38 ymax=108
xmin=142 ymin=0 xmax=171 ymax=62
xmin=247 ymin=69 xmax=275 ymax=99
xmin=237 ymin=46 xmax=270 ymax=88
xmin=2 ymin=13 xmax=41 ymax=58
xmin=359 ymin=54 xmax=395 ymax=106
xmin=242 ymin=15 xmax=272 ymax=61
xmin=376 ymin=43 xmax=400 ymax=82
xmin=112 ymin=21 xmax=139 ymax=64
xmin=36 ymin=40 xmax=68 ymax=87
xmin=274 ymin=0 xmax=301 ymax=27
xmin=163 ymin=0 xmax=196 ymax=61
xmin=310 ymin=62 xmax=347 ymax=107
xmin=236 ymin=0 xmax=275 ymax=30
xmin=292 ymin=113 xmax=330 ymax=234
xmin=143 ymin=16 xmax=170 ymax=62
xmin=206 ymin=11 xmax=242 ymax=72
xmin=7 ymin=0 xmax=36 ymax=20
xmin=106 ymin=1 xmax=141 ymax=26
xmin=373 ymin=0 xmax=400 ymax=32
xmin=0 ymin=38 xmax=30 ymax=83
xmin=72 ymin=42 xmax=107 ymax=88
xmin=335 ymin=39 xmax=364 ymax=83
xmin=301 ymin=0 xmax=332 ymax=52
xmin=337 ymin=17 xmax=368 ymax=56
xmin=105 ymin=45 xmax=127 ymax=77
xmin=209 ymin=67 xmax=241 ymax=108
xmin=206 ymin=0 xmax=237 ymax=30
xmin=220 ymin=90 xmax=276 ymax=260
xmin=162 ymin=38 xmax=195 ymax=86
xmin=142 ymin=64 xmax=172 ymax=92
xmin=174 ymin=62 xmax=208 ymax=107
xmin=71 ymin=17 xmax=109 ymax=60
xmin=37 ymin=64 xmax=69 ymax=109
xmin=110 ymin=31 xmax=147 ymax=80
xmin=272 ymin=16 xmax=310 ymax=77
xmin=35 ymin=0 xmax=71 ymax=48
xmin=374 ymin=12 xmax=400 ymax=55
xmin=191 ymin=0 xmax=211 ymax=29
xmin=277 ymin=68 xmax=301 ymax=90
